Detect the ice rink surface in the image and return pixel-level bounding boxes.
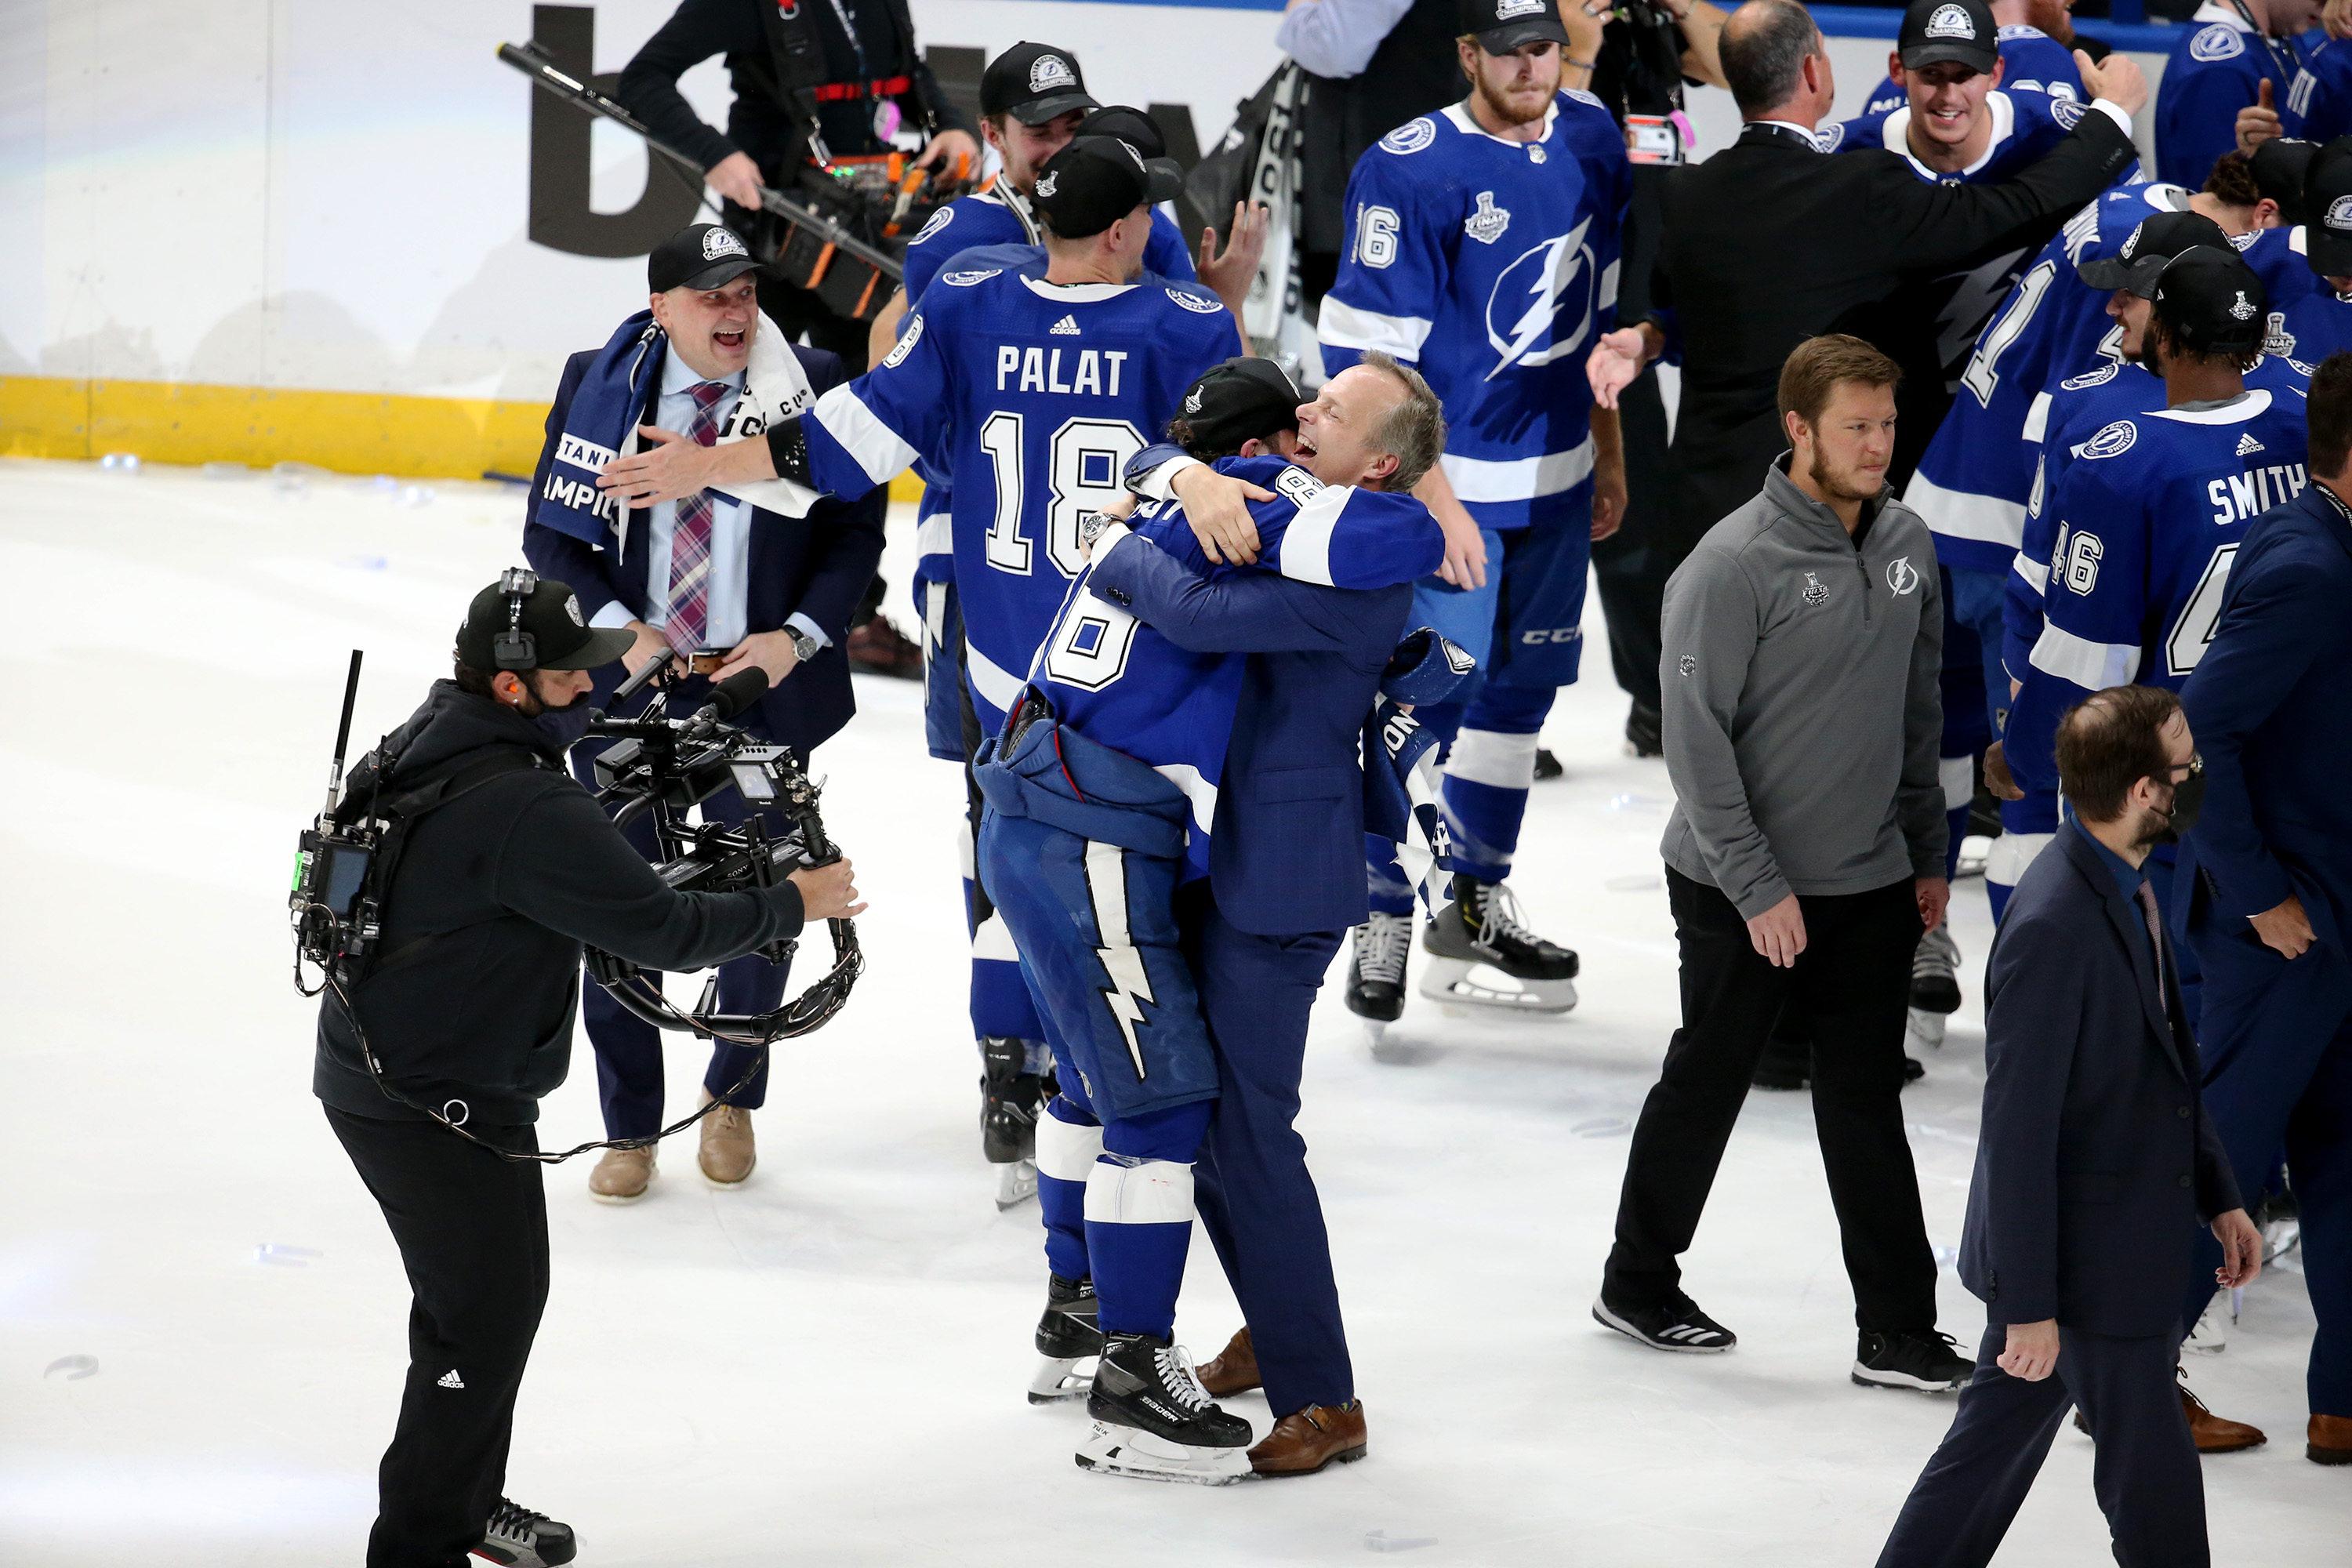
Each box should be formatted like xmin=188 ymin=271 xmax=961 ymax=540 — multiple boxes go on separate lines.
xmin=2 ymin=457 xmax=2340 ymax=1566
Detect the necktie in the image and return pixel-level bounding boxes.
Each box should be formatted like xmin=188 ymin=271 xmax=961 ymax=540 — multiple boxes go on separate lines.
xmin=2134 ymin=881 xmax=2169 ymax=1019
xmin=662 ymin=380 xmax=732 ymax=654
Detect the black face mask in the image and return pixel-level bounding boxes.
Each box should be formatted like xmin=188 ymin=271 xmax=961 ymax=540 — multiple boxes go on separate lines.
xmin=2152 ymin=767 xmax=2206 ymax=844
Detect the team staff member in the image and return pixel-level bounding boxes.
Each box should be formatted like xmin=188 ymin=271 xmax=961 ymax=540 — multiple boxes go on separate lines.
xmin=1596 ymin=338 xmax=1969 ymax=1393
xmin=2177 ymin=350 xmax=2352 ymax=1468
xmin=530 ymin=224 xmax=885 ymax=1200
xmin=315 ymin=577 xmax=862 ymax=1568
xmin=617 ymin=0 xmax=976 ymax=365
xmin=1877 ymin=688 xmax=2259 ymax=1568
xmin=1585 ymin=0 xmax=2144 ymax=587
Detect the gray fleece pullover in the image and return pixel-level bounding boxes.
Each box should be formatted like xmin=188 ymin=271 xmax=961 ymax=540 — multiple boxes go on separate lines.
xmin=1658 ymin=459 xmax=1947 ymax=920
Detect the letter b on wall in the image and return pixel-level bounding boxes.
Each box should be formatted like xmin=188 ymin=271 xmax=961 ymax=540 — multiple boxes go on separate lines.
xmin=528 ymin=5 xmax=702 ymax=258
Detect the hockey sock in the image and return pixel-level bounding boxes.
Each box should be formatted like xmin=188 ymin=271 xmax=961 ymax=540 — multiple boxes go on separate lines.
xmin=1439 ymin=684 xmax=1555 ymax=884
xmin=1036 ymin=1097 xmax=1102 ymax=1283
xmin=1085 ymin=1100 xmax=1214 ymax=1341
xmin=963 ymin=822 xmax=1048 ymax=1043
xmin=1944 ymin=803 xmax=1969 ymax=883
xmin=1365 ymin=834 xmax=1416 ymax=918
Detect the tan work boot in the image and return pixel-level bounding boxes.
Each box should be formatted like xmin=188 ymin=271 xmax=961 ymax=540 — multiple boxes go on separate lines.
xmin=699 ymin=1091 xmax=756 ymax=1185
xmin=588 ymin=1145 xmax=655 ymax=1203
xmin=1199 ymin=1327 xmax=1261 ymax=1397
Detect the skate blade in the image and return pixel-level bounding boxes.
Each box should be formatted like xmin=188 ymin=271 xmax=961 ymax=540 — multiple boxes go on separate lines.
xmin=1027 ymin=1356 xmax=1096 ymax=1403
xmin=994 ymin=1159 xmax=1039 ymax=1210
xmin=1904 ymin=1007 xmax=1947 ymax=1051
xmin=1075 ymin=1421 xmax=1251 ymax=1484
xmin=1417 ymin=958 xmax=1577 ymax=1015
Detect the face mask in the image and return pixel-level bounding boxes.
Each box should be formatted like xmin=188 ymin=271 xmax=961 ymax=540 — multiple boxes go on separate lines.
xmin=2151 ymin=766 xmax=2205 ymax=844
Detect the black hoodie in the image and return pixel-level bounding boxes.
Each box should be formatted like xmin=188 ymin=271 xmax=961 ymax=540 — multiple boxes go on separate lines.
xmin=313 ymin=681 xmax=806 ymax=1126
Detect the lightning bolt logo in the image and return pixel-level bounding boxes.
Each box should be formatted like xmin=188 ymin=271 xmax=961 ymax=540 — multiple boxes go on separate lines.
xmin=1484 ymin=216 xmax=1597 ymax=380
xmin=1084 ymin=840 xmax=1156 ymax=1077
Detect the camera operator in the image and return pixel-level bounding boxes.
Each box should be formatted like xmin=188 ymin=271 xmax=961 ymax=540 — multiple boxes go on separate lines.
xmin=617 ymin=0 xmax=978 ymax=367
xmin=314 ymin=575 xmax=862 ymax=1568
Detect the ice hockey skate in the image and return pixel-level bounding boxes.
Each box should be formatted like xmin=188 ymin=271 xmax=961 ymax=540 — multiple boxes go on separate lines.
xmin=1076 ymin=1331 xmax=1254 ymax=1484
xmin=982 ymin=1037 xmax=1044 ymax=1209
xmin=1910 ymin=924 xmax=1962 ymax=1014
xmin=1345 ymin=911 xmax=1413 ymax=1044
xmin=1028 ymin=1272 xmax=1102 ymax=1404
xmin=1417 ymin=873 xmax=1579 ymax=1014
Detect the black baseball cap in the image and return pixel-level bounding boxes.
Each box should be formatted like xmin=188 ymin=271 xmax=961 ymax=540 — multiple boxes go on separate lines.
xmin=1457 ymin=0 xmax=1571 ymax=54
xmin=2251 ymin=136 xmax=2317 ymax=227
xmin=1031 ymin=136 xmax=1183 ymax=239
xmin=2305 ymin=137 xmax=2352 ymax=276
xmin=2078 ymin=209 xmax=2233 ymax=295
xmin=1169 ymin=358 xmax=1303 ymax=457
xmin=1078 ymin=105 xmax=1171 ymax=161
xmin=1899 ymin=0 xmax=1998 ymax=74
xmin=456 ymin=575 xmax=636 ymax=673
xmin=648 ymin=223 xmax=764 ymax=293
xmin=2151 ymin=246 xmax=2269 ymax=355
xmin=981 ymin=42 xmax=1098 ymax=125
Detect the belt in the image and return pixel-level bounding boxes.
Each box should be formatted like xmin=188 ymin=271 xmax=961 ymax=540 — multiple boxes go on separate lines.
xmin=811 ymin=75 xmax=913 ymax=103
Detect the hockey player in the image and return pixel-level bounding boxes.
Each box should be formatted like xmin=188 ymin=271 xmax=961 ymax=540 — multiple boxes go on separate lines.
xmin=1823 ymin=0 xmax=2078 ymax=179
xmin=978 ymin=356 xmax=1446 ymax=1482
xmin=2278 ymin=139 xmax=2352 ymax=361
xmin=2154 ymin=0 xmax=2324 ymax=191
xmin=1314 ymin=0 xmax=1631 ymax=1025
xmin=1856 ymin=0 xmax=2086 ymax=116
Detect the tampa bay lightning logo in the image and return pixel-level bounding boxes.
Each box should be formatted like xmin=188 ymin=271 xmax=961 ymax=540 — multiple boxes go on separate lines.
xmin=2059 ymin=363 xmax=2119 ymax=391
xmin=1483 ymin=216 xmax=1598 ymax=379
xmin=910 ymin=206 xmax=953 ymax=245
xmin=1380 ymin=118 xmax=1438 ymax=156
xmin=2189 ymin=23 xmax=2245 ymax=61
xmin=2082 ymin=419 xmax=2138 ymax=459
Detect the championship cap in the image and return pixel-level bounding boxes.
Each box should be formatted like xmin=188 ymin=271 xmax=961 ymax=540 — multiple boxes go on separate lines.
xmin=2251 ymin=136 xmax=2317 ymax=227
xmin=1169 ymin=358 xmax=1303 ymax=457
xmin=456 ymin=575 xmax=635 ymax=673
xmin=981 ymin=42 xmax=1098 ymax=125
xmin=2151 ymin=246 xmax=2269 ymax=355
xmin=1457 ymin=0 xmax=1571 ymax=54
xmin=2078 ymin=209 xmax=2233 ymax=295
xmin=648 ymin=223 xmax=764 ymax=293
xmin=2304 ymin=137 xmax=2352 ymax=277
xmin=1078 ymin=105 xmax=1171 ymax=162
xmin=1899 ymin=0 xmax=1998 ymax=74
xmin=1031 ymin=136 xmax=1183 ymax=239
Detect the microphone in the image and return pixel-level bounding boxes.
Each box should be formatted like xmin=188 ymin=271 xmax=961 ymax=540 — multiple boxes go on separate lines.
xmin=689 ymin=667 xmax=770 ymax=729
xmin=612 ymin=646 xmax=673 ymax=704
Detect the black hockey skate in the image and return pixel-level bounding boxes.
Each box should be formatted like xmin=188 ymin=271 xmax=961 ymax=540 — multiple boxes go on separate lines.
xmin=1346 ymin=912 xmax=1412 ymax=1043
xmin=982 ymin=1036 xmax=1042 ymax=1208
xmin=474 ymin=1499 xmax=575 ymax=1567
xmin=1078 ymin=1332 xmax=1254 ymax=1484
xmin=1029 ymin=1272 xmax=1103 ymax=1404
xmin=1419 ymin=873 xmax=1580 ymax=1014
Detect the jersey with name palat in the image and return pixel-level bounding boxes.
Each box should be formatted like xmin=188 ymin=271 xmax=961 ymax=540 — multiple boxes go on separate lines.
xmin=1318 ymin=93 xmax=1630 ymax=530
xmin=1821 ymin=86 xmax=2078 ymax=182
xmin=2005 ymin=388 xmax=2310 ymax=791
xmin=800 ymin=250 xmax=1237 ymax=728
xmin=1025 ymin=455 xmax=1444 ymax=884
xmin=1859 ymin=24 xmax=2085 ymax=117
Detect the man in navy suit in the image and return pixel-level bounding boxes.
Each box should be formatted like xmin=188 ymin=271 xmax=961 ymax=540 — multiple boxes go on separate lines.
xmin=2176 ymin=350 xmax=2352 ymax=1468
xmin=524 ymin=225 xmax=885 ymax=1200
xmin=1877 ymin=685 xmax=2263 ymax=1568
xmin=1069 ymin=355 xmax=1452 ymax=1477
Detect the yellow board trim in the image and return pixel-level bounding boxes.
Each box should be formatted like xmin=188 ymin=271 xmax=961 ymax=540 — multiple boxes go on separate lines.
xmin=0 ymin=374 xmax=927 ymax=501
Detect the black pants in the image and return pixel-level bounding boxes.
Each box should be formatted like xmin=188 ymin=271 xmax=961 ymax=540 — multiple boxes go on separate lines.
xmin=1604 ymin=869 xmax=1939 ymax=1331
xmin=328 ymin=1107 xmax=550 ymax=1568
xmin=1590 ymin=366 xmax=1668 ymax=724
xmin=1876 ymin=1323 xmax=2208 ymax=1568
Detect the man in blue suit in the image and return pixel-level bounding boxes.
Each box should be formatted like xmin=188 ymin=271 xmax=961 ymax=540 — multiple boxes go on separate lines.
xmin=1877 ymin=685 xmax=2263 ymax=1568
xmin=2176 ymin=350 xmax=2352 ymax=1468
xmin=524 ymin=224 xmax=886 ymax=1200
xmin=1069 ymin=354 xmax=1453 ymax=1477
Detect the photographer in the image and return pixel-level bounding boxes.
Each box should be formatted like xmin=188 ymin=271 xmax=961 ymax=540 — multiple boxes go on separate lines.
xmin=314 ymin=575 xmax=862 ymax=1568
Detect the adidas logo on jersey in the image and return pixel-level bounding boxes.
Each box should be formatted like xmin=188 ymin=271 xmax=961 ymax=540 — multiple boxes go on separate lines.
xmin=1051 ymin=314 xmax=1080 ymax=336
xmin=437 ymin=1370 xmax=466 ymax=1389
xmin=2237 ymin=432 xmax=2266 ymax=456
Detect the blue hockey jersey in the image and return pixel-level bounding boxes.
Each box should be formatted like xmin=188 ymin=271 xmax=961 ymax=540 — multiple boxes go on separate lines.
xmin=1024 ymin=455 xmax=1445 ymax=883
xmin=2155 ymin=4 xmax=2314 ymax=189
xmin=1821 ymin=86 xmax=2075 ymax=181
xmin=2295 ymin=33 xmax=2352 ymax=143
xmin=2007 ymin=387 xmax=2310 ymax=790
xmin=1860 ymin=24 xmax=2085 ymax=117
xmin=2279 ymin=281 xmax=2352 ymax=361
xmin=1318 ymin=92 xmax=1631 ymax=530
xmin=900 ymin=183 xmax=1196 ymax=307
xmin=800 ymin=252 xmax=1237 ymax=728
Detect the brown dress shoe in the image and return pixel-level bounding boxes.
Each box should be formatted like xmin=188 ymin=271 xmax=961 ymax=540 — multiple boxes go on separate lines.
xmin=1199 ymin=1327 xmax=1261 ymax=1397
xmin=1249 ymin=1400 xmax=1367 ymax=1477
xmin=845 ymin=614 xmax=924 ymax=680
xmin=2181 ymin=1382 xmax=2266 ymax=1453
xmin=588 ymin=1145 xmax=655 ymax=1203
xmin=698 ymin=1091 xmax=756 ymax=1185
xmin=2310 ymin=1413 xmax=2352 ymax=1465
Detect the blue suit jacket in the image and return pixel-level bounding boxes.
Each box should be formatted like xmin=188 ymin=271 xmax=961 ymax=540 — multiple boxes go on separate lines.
xmin=521 ymin=341 xmax=887 ymax=752
xmin=1086 ymin=533 xmax=1413 ymax=937
xmin=1959 ymin=821 xmax=2241 ymax=1338
xmin=2177 ymin=483 xmax=2352 ymax=950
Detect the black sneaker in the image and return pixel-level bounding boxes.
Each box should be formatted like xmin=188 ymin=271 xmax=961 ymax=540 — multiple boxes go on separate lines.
xmin=1036 ymin=1272 xmax=1103 ymax=1360
xmin=1534 ymin=747 xmax=1564 ymax=780
xmin=1626 ymin=702 xmax=1663 ymax=758
xmin=1087 ymin=1332 xmax=1255 ymax=1448
xmin=1853 ymin=1330 xmax=1971 ymax=1392
xmin=1346 ymin=913 xmax=1411 ymax=1023
xmin=1903 ymin=1054 xmax=1926 ymax=1085
xmin=979 ymin=1036 xmax=1041 ymax=1164
xmin=475 ymin=1499 xmax=575 ymax=1567
xmin=1592 ymin=1293 xmax=1737 ymax=1353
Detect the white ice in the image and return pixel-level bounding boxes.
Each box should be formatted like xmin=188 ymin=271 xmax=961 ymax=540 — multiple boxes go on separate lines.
xmin=2 ymin=458 xmax=2338 ymax=1566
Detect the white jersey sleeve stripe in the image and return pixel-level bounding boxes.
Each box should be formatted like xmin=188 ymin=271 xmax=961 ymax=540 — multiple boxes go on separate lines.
xmin=2023 ymin=391 xmax=2054 ymax=444
xmin=1277 ymin=487 xmax=1348 ymax=586
xmin=811 ymin=382 xmax=920 ymax=485
xmin=914 ymin=508 xmax=953 ymax=561
xmin=1318 ymin=296 xmax=1435 ymax=358
xmin=964 ymin=639 xmax=1029 ymax=714
xmin=1440 ymin=438 xmax=1595 ymax=503
xmin=1151 ymin=763 xmax=1220 ymax=837
xmin=2028 ymin=622 xmax=2139 ymax=690
xmin=1905 ymin=468 xmax=2028 ymax=548
xmin=2011 ymin=550 xmax=2050 ymax=597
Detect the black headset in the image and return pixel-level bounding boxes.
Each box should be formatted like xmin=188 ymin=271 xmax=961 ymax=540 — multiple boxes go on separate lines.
xmin=493 ymin=567 xmax=539 ymax=670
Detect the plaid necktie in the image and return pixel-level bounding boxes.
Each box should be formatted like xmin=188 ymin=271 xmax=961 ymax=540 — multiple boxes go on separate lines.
xmin=2134 ymin=880 xmax=2169 ymax=1019
xmin=662 ymin=380 xmax=733 ymax=654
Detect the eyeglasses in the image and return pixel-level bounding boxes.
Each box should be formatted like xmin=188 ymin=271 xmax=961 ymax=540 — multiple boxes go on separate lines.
xmin=2153 ymin=753 xmax=2203 ymax=785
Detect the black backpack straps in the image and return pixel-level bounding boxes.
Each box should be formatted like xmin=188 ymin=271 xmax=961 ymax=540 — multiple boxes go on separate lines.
xmin=753 ymin=0 xmax=833 ymax=167
xmin=350 ymin=748 xmax=556 ymax=979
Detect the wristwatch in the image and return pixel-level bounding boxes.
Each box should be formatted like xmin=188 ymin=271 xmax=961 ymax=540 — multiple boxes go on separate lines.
xmin=788 ymin=626 xmax=822 ymax=663
xmin=1079 ymin=510 xmax=1118 ymax=551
